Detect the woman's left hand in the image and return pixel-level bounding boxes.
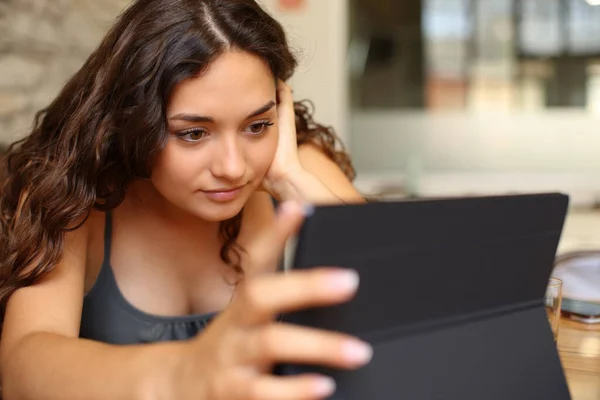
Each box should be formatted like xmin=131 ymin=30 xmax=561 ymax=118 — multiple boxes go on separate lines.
xmin=261 ymin=80 xmax=362 ymax=205
xmin=264 ymin=80 xmax=304 ymax=187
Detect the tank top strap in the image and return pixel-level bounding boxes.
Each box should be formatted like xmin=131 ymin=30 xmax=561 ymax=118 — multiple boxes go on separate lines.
xmin=103 ymin=210 xmax=113 ymax=263
xmin=84 ymin=211 xmax=115 ymax=298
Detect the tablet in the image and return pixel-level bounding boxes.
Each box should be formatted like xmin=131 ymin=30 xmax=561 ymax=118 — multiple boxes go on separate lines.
xmin=279 ymin=193 xmax=571 ymax=400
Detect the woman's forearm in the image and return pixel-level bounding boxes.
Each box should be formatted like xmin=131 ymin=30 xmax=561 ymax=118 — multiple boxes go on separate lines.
xmin=272 ymin=167 xmax=365 ymax=205
xmin=2 ymin=332 xmax=185 ymax=400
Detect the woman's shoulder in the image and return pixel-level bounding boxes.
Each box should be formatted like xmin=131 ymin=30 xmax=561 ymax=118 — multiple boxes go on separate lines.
xmin=59 ymin=209 xmax=106 ymax=265
xmin=61 ymin=209 xmax=106 ymax=267
xmin=67 ymin=209 xmax=105 ymax=243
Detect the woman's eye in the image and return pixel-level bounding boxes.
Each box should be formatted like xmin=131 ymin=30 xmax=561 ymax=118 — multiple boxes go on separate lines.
xmin=176 ymin=129 xmax=208 ymax=142
xmin=245 ymin=121 xmax=274 ymax=136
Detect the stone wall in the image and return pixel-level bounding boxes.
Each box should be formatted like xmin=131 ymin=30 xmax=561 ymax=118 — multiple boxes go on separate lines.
xmin=0 ymin=0 xmax=131 ymax=143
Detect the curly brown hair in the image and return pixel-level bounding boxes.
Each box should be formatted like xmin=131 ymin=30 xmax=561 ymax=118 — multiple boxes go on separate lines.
xmin=0 ymin=0 xmax=354 ymax=307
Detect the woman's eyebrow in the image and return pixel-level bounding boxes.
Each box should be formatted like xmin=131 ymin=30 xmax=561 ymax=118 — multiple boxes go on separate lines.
xmin=244 ymin=100 xmax=276 ymax=119
xmin=168 ymin=100 xmax=276 ymax=123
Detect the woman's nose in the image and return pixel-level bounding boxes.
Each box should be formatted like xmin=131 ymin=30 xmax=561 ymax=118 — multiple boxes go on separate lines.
xmin=210 ymin=135 xmax=246 ymax=182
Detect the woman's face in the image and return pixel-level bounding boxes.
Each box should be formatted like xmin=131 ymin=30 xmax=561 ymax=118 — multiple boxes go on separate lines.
xmin=152 ymin=51 xmax=278 ymax=222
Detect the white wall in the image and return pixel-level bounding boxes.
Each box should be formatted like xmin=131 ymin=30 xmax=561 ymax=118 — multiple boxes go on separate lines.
xmin=351 ymin=111 xmax=600 ymax=206
xmin=352 ymin=110 xmax=600 ymax=173
xmin=260 ymin=0 xmax=350 ymax=143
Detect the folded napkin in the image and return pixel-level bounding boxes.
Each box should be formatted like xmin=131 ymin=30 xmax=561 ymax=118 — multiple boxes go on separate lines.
xmin=553 ymin=251 xmax=600 ymax=303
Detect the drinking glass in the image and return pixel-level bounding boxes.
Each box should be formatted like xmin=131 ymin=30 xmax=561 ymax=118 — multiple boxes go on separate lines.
xmin=545 ymin=277 xmax=563 ymax=343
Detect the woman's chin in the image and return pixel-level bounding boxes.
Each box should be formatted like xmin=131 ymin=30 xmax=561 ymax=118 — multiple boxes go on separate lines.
xmin=194 ymin=201 xmax=245 ymax=222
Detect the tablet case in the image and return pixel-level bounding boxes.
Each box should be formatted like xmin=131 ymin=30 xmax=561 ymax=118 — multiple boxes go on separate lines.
xmin=278 ymin=193 xmax=571 ymax=400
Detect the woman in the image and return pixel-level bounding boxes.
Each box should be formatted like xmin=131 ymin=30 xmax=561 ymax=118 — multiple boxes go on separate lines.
xmin=0 ymin=0 xmax=370 ymax=399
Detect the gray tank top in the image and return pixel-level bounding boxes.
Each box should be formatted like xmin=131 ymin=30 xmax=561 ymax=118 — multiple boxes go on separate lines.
xmin=79 ymin=212 xmax=216 ymax=344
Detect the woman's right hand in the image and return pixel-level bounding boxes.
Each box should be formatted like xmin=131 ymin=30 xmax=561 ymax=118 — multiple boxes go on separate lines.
xmin=174 ymin=201 xmax=372 ymax=400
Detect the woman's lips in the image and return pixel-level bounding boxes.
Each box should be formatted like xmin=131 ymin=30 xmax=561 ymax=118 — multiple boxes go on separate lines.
xmin=200 ymin=186 xmax=244 ymax=202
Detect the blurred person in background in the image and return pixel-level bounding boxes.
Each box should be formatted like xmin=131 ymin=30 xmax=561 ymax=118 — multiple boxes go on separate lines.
xmin=0 ymin=0 xmax=369 ymax=399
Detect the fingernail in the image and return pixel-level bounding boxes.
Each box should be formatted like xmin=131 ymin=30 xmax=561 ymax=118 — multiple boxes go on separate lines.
xmin=330 ymin=269 xmax=359 ymax=292
xmin=343 ymin=340 xmax=373 ymax=365
xmin=303 ymin=203 xmax=315 ymax=216
xmin=313 ymin=376 xmax=336 ymax=397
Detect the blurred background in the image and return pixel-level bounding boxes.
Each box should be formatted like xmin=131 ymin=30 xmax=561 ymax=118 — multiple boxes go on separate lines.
xmin=2 ymin=0 xmax=600 ymax=253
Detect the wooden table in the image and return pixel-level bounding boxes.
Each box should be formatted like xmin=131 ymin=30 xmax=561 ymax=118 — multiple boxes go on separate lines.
xmin=557 ymin=318 xmax=600 ymax=400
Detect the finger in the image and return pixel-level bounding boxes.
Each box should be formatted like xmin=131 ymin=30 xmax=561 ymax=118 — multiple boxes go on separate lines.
xmin=244 ymin=323 xmax=373 ymax=369
xmin=246 ymin=200 xmax=308 ymax=273
xmin=273 ymin=200 xmax=308 ymax=248
xmin=277 ymin=80 xmax=293 ymax=96
xmin=277 ymin=80 xmax=294 ymax=108
xmin=245 ymin=374 xmax=337 ymax=400
xmin=233 ymin=268 xmax=359 ymax=325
